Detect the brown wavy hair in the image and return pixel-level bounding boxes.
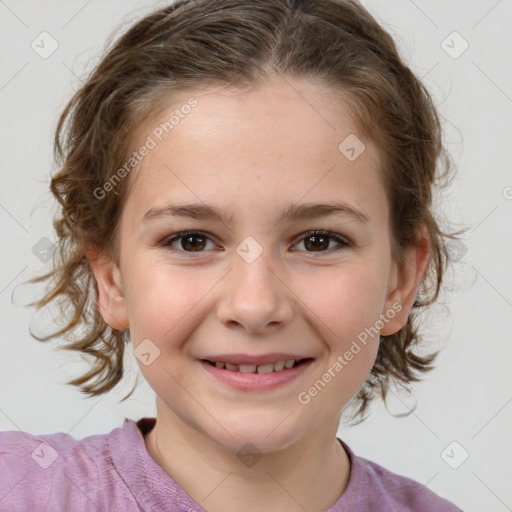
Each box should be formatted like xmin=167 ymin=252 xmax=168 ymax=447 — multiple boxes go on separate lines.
xmin=22 ymin=0 xmax=463 ymax=423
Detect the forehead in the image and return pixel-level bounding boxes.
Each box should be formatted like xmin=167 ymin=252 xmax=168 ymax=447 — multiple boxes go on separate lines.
xmin=123 ymin=76 xmax=387 ymax=226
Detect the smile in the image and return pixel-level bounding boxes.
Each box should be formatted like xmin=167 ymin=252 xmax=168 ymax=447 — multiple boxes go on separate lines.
xmin=199 ymin=358 xmax=314 ymax=391
xmin=203 ymin=358 xmax=309 ymax=373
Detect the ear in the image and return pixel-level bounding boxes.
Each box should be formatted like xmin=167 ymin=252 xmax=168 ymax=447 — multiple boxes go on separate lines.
xmin=380 ymin=227 xmax=430 ymax=336
xmin=86 ymin=246 xmax=129 ymax=331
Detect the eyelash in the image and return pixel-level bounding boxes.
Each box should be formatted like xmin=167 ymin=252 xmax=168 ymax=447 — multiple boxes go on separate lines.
xmin=161 ymin=230 xmax=350 ymax=256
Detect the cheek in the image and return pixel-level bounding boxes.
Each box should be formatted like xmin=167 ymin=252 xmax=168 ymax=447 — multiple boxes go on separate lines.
xmin=125 ymin=265 xmax=212 ymax=390
xmin=295 ymin=264 xmax=387 ymax=390
xmin=298 ymin=263 xmax=388 ymax=340
xmin=124 ymin=262 xmax=207 ymax=346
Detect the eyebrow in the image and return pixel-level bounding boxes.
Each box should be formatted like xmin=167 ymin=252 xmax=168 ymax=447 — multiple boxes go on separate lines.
xmin=142 ymin=201 xmax=369 ymax=226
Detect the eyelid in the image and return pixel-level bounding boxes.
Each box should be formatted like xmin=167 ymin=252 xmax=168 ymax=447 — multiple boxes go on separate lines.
xmin=291 ymin=230 xmax=350 ymax=247
xmin=161 ymin=229 xmax=351 ymax=256
xmin=290 ymin=230 xmax=350 ymax=255
xmin=162 ymin=230 xmax=221 ymax=255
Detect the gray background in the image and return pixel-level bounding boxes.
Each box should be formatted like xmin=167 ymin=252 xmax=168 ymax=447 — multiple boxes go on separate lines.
xmin=1 ymin=1 xmax=511 ymax=510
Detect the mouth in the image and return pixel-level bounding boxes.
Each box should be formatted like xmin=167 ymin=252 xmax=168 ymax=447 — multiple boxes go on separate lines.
xmin=198 ymin=356 xmax=315 ymax=391
xmin=201 ymin=358 xmax=313 ymax=374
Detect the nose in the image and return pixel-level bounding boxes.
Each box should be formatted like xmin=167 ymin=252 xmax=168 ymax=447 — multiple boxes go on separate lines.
xmin=216 ymin=251 xmax=295 ymax=335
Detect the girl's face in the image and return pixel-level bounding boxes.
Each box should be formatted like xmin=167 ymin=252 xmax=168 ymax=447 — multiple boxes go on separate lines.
xmin=92 ymin=76 xmax=424 ymax=453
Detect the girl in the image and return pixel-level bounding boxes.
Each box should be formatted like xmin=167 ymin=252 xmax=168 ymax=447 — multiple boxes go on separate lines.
xmin=1 ymin=0 xmax=464 ymax=510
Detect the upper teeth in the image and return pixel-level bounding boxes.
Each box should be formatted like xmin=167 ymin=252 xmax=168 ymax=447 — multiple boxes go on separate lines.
xmin=213 ymin=359 xmax=297 ymax=373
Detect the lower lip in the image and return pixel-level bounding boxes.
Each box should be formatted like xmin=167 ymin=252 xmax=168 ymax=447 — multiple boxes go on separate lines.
xmin=199 ymin=359 xmax=314 ymax=391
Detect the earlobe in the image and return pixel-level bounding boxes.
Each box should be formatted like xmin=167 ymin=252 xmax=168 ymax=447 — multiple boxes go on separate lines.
xmin=86 ymin=247 xmax=129 ymax=331
xmin=380 ymin=230 xmax=430 ymax=336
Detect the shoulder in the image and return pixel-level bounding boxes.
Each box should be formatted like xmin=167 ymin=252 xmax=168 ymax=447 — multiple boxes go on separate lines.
xmin=336 ymin=440 xmax=463 ymax=512
xmin=0 ymin=420 xmax=139 ymax=512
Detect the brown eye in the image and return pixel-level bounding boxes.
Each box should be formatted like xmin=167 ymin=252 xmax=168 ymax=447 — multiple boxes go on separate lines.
xmin=163 ymin=231 xmax=216 ymax=253
xmin=294 ymin=231 xmax=349 ymax=254
xmin=181 ymin=233 xmax=207 ymax=251
xmin=303 ymin=233 xmax=330 ymax=251
xmin=162 ymin=230 xmax=349 ymax=257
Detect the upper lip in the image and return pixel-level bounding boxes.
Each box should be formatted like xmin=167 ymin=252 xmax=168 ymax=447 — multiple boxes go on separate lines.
xmin=200 ymin=353 xmax=313 ymax=365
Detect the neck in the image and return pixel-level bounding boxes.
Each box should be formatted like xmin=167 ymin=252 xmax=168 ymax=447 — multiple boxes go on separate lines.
xmin=143 ymin=401 xmax=351 ymax=512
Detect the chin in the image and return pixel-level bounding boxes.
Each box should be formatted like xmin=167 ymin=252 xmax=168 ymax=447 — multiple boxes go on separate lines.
xmin=205 ymin=413 xmax=307 ymax=455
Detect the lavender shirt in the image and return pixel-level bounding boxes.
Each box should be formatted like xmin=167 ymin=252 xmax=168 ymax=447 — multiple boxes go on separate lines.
xmin=0 ymin=417 xmax=462 ymax=511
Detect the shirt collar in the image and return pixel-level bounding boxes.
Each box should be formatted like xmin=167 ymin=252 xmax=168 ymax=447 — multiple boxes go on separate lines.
xmin=110 ymin=417 xmax=362 ymax=511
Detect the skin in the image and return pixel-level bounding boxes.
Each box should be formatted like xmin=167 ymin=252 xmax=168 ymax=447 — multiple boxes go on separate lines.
xmin=88 ymin=74 xmax=430 ymax=512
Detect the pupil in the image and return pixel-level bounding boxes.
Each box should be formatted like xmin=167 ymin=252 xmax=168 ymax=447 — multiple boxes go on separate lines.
xmin=179 ymin=234 xmax=330 ymax=252
xmin=306 ymin=234 xmax=328 ymax=251
xmin=183 ymin=235 xmax=205 ymax=251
